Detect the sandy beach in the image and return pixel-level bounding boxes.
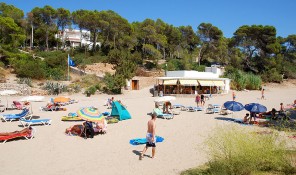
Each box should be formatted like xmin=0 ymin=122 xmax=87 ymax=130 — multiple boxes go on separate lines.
xmin=0 ymin=83 xmax=296 ymax=175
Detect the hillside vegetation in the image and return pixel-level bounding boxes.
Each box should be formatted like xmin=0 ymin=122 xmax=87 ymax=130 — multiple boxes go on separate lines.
xmin=0 ymin=3 xmax=296 ymax=94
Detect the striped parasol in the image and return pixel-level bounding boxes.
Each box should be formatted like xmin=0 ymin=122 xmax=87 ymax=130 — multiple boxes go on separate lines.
xmin=77 ymin=107 xmax=105 ymax=122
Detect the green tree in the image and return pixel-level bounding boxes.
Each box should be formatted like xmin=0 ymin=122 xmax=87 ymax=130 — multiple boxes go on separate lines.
xmin=0 ymin=16 xmax=25 ymax=47
xmin=56 ymin=8 xmax=71 ymax=49
xmin=197 ymin=23 xmax=224 ymax=65
xmin=0 ymin=2 xmax=24 ymax=26
xmin=31 ymin=6 xmax=57 ymax=50
xmin=233 ymin=25 xmax=281 ymax=73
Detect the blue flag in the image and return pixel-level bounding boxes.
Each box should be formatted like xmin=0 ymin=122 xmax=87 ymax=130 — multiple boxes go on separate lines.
xmin=68 ymin=55 xmax=76 ymax=67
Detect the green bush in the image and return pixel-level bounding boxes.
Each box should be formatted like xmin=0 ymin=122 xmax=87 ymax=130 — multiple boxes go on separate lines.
xmin=144 ymin=61 xmax=156 ymax=70
xmin=17 ymin=77 xmax=32 ymax=87
xmin=80 ymin=74 xmax=100 ymax=88
xmin=102 ymin=73 xmax=125 ymax=94
xmin=224 ymin=67 xmax=262 ymax=90
xmin=192 ymin=64 xmax=206 ymax=72
xmin=85 ymin=85 xmax=97 ymax=95
xmin=182 ymin=126 xmax=295 ymax=175
xmin=43 ymin=81 xmax=67 ymax=95
xmin=67 ymin=83 xmax=81 ymax=93
xmin=12 ymin=59 xmax=46 ymax=79
xmin=261 ymin=68 xmax=283 ymax=83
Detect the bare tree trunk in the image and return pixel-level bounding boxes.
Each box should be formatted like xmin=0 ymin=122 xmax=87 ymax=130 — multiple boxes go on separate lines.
xmin=92 ymin=30 xmax=97 ymax=51
xmin=46 ymin=30 xmax=49 ymax=51
xmin=30 ymin=23 xmax=33 ymax=49
xmin=197 ymin=46 xmax=203 ymax=66
xmin=113 ymin=34 xmax=116 ymax=49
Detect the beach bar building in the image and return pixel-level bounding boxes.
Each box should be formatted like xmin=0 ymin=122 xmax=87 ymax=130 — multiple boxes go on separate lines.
xmin=155 ymin=66 xmax=230 ymax=96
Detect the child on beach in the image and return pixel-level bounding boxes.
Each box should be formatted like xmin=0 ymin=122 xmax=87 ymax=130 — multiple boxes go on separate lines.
xmin=140 ymin=112 xmax=157 ymax=160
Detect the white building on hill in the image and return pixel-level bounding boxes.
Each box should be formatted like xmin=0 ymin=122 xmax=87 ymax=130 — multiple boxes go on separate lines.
xmin=56 ymin=29 xmax=100 ymax=49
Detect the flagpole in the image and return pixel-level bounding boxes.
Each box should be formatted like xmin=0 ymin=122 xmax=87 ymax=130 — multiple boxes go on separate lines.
xmin=68 ymin=54 xmax=70 ymax=81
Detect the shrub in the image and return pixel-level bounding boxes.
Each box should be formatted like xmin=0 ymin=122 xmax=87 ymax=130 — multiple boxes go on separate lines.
xmin=17 ymin=78 xmax=32 ymax=87
xmin=245 ymin=73 xmax=262 ymax=90
xmin=67 ymin=83 xmax=81 ymax=93
xmin=224 ymin=67 xmax=262 ymax=90
xmin=181 ymin=126 xmax=295 ymax=175
xmin=261 ymin=68 xmax=283 ymax=83
xmin=85 ymin=85 xmax=97 ymax=95
xmin=144 ymin=61 xmax=156 ymax=70
xmin=102 ymin=73 xmax=125 ymax=94
xmin=11 ymin=56 xmax=46 ymax=79
xmin=80 ymin=74 xmax=100 ymax=88
xmin=43 ymin=81 xmax=67 ymax=95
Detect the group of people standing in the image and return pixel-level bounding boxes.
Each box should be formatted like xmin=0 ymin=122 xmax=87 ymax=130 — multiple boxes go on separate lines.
xmin=195 ymin=93 xmax=206 ymax=107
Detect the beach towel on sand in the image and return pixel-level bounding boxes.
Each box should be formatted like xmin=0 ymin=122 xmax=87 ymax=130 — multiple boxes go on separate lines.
xmin=129 ymin=136 xmax=164 ymax=145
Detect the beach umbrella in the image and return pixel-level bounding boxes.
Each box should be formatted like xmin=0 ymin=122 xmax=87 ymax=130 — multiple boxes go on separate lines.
xmin=223 ymin=101 xmax=244 ymax=112
xmin=0 ymin=90 xmax=18 ymax=109
xmin=0 ymin=90 xmax=18 ymax=96
xmin=77 ymin=107 xmax=105 ymax=122
xmin=244 ymin=103 xmax=267 ymax=113
xmin=19 ymin=96 xmax=45 ymax=102
xmin=154 ymin=96 xmax=176 ymax=103
xmin=19 ymin=96 xmax=45 ymax=113
xmin=54 ymin=96 xmax=70 ymax=103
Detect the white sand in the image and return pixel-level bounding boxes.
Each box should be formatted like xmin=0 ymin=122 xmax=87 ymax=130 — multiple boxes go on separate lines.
xmin=0 ymin=84 xmax=295 ymax=175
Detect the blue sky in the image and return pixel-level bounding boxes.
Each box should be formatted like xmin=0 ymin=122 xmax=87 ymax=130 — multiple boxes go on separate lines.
xmin=2 ymin=0 xmax=295 ymax=38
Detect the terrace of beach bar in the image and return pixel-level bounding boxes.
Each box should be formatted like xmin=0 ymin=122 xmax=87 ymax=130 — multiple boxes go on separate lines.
xmin=154 ymin=69 xmax=231 ymax=97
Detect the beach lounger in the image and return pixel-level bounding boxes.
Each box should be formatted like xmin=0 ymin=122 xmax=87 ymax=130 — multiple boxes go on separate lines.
xmin=158 ymin=113 xmax=174 ymax=119
xmin=12 ymin=101 xmax=24 ymax=110
xmin=40 ymin=105 xmax=57 ymax=111
xmin=186 ymin=106 xmax=204 ymax=112
xmin=173 ymin=104 xmax=184 ymax=109
xmin=0 ymin=127 xmax=35 ymax=144
xmin=206 ymin=104 xmax=221 ymax=114
xmin=152 ymin=108 xmax=174 ymax=119
xmin=220 ymin=107 xmax=233 ymax=115
xmin=181 ymin=106 xmax=189 ymax=111
xmin=20 ymin=118 xmax=52 ymax=127
xmin=1 ymin=109 xmax=31 ymax=122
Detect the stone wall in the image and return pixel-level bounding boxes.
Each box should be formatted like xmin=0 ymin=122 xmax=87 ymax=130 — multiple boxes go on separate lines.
xmin=0 ymin=83 xmax=31 ymax=95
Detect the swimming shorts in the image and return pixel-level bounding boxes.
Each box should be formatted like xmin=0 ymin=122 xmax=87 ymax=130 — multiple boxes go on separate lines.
xmin=146 ymin=133 xmax=156 ymax=147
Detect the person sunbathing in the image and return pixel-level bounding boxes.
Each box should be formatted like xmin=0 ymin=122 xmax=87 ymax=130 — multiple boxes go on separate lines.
xmin=93 ymin=119 xmax=107 ymax=133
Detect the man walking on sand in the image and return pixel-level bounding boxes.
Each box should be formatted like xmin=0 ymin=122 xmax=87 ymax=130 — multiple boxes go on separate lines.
xmin=140 ymin=112 xmax=157 ymax=160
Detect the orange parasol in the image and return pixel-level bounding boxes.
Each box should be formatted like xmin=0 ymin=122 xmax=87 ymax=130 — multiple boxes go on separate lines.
xmin=53 ymin=97 xmax=70 ymax=103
